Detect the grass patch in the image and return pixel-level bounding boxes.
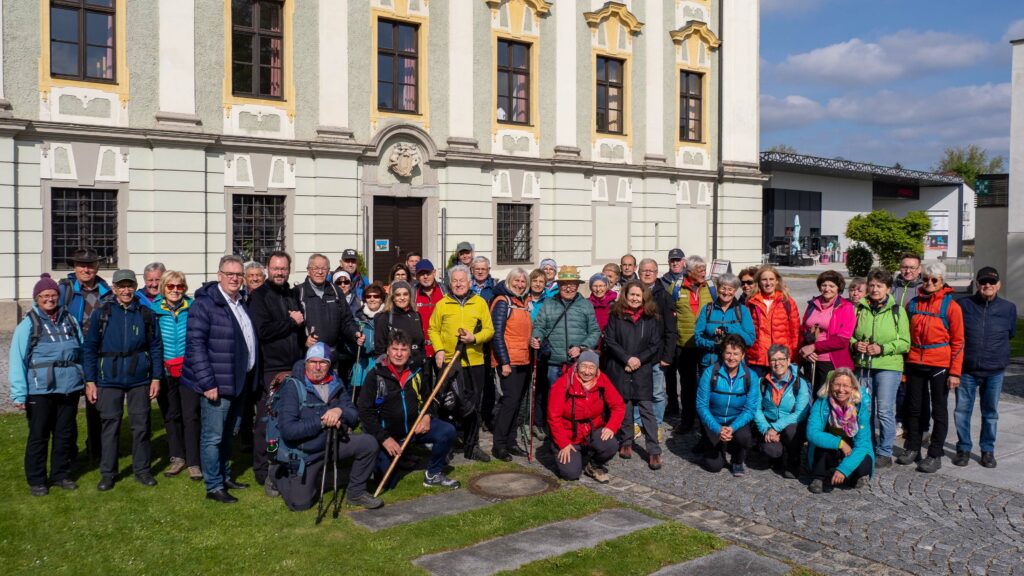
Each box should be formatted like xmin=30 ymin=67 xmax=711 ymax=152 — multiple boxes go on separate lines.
xmin=503 ymin=522 xmax=724 ymax=576
xmin=1011 ymin=319 xmax=1024 ymax=358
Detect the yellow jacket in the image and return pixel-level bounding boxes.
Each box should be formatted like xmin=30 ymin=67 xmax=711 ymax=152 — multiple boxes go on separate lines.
xmin=428 ymin=293 xmax=495 ymax=367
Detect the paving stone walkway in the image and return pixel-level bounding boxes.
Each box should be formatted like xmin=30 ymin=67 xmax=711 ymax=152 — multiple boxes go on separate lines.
xmin=412 ymin=508 xmax=662 ymax=576
xmin=349 ymin=490 xmax=492 ymax=531
xmin=650 ymin=546 xmax=791 ymax=576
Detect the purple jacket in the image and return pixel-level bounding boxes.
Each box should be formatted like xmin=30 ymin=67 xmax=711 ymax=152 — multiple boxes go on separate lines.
xmin=801 ymin=296 xmax=855 ymax=369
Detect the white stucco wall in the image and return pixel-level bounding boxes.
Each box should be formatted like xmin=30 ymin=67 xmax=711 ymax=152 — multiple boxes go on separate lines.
xmin=875 ymin=184 xmax=963 ymax=257
xmin=766 ymin=171 xmax=873 ymax=251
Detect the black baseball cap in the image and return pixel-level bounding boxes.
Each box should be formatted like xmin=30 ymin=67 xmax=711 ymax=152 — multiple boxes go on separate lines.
xmin=341 ymin=249 xmax=358 ymax=261
xmin=976 ymin=267 xmax=1000 ymax=283
xmin=668 ymin=248 xmax=685 ymax=261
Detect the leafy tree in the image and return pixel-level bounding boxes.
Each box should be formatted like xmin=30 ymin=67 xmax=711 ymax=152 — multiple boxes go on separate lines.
xmin=766 ymin=144 xmax=799 ymax=154
xmin=935 ymin=144 xmax=1006 ymax=188
xmin=845 ymin=244 xmax=874 ymax=277
xmin=846 ymin=210 xmax=931 ymax=272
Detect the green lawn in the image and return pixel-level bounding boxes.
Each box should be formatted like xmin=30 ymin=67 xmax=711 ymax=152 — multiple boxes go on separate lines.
xmin=0 ymin=408 xmax=734 ymax=575
xmin=1011 ymin=319 xmax=1024 ymax=358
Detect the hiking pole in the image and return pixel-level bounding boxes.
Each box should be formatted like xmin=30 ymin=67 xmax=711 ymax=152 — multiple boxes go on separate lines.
xmin=528 ymin=351 xmax=537 ymax=462
xmin=331 ymin=425 xmax=342 ymax=519
xmin=373 ymin=349 xmax=463 ymax=498
xmin=315 ymin=427 xmax=336 ymax=525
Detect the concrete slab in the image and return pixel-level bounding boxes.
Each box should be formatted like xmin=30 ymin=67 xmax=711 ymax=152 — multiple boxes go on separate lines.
xmin=349 ymin=490 xmax=492 ymax=531
xmin=937 ymin=391 xmax=1024 ymax=493
xmin=650 ymin=546 xmax=791 ymax=576
xmin=413 ymin=508 xmax=662 ymax=576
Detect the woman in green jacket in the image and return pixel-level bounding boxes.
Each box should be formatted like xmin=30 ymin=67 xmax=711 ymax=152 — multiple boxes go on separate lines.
xmin=850 ymin=268 xmax=910 ymax=468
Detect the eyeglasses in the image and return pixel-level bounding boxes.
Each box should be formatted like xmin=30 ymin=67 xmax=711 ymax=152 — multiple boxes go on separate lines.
xmin=922 ymin=277 xmax=942 ymax=285
xmin=336 ymin=280 xmax=351 ymax=285
xmin=900 ymin=265 xmax=919 ymax=270
xmin=219 ymin=271 xmax=243 ymax=279
xmin=165 ymin=284 xmax=186 ymax=291
xmin=365 ymin=295 xmax=382 ymax=300
xmin=307 ymin=267 xmax=328 ymax=273
xmin=741 ymin=280 xmax=755 ymax=286
xmin=769 ymin=357 xmax=789 ymax=364
xmin=978 ymin=279 xmax=998 ymax=286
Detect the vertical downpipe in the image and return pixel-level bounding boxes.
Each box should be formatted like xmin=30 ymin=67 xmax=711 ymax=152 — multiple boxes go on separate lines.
xmin=712 ymin=0 xmax=726 ymax=261
xmin=440 ymin=207 xmax=447 ymax=282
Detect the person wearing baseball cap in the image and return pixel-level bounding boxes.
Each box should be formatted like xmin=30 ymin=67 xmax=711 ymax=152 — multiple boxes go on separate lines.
xmin=336 ymin=249 xmax=369 ymax=299
xmin=953 ymin=266 xmax=1017 ymax=470
xmin=414 ymin=259 xmax=446 ymax=364
xmin=455 ymin=241 xmax=475 ymax=267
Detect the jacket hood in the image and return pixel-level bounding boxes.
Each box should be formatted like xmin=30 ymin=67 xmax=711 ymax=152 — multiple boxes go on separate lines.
xmin=856 ymin=293 xmax=896 ymax=313
xmin=916 ymin=284 xmax=956 ymax=300
xmin=151 ymin=295 xmax=192 ymax=316
xmin=894 ymin=275 xmax=922 ymax=288
xmin=588 ymin=291 xmax=618 ymax=307
xmin=493 ymin=280 xmax=527 ymax=301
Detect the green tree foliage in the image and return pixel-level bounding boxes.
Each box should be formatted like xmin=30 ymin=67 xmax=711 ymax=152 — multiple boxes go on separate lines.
xmin=766 ymin=144 xmax=799 ymax=154
xmin=845 ymin=244 xmax=874 ymax=277
xmin=935 ymin=144 xmax=1006 ymax=188
xmin=846 ymin=210 xmax=931 ymax=272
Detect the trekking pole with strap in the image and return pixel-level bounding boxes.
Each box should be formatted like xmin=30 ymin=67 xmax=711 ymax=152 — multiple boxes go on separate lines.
xmin=315 ymin=427 xmax=337 ymax=525
xmin=373 ymin=349 xmax=462 ymax=498
xmin=528 ymin=349 xmax=537 ymax=462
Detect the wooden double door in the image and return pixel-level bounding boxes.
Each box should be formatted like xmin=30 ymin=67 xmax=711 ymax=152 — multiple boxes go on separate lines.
xmin=372 ymin=196 xmax=423 ymax=282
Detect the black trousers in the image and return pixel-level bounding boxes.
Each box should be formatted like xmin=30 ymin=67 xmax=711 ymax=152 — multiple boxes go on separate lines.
xmin=480 ymin=344 xmax=496 ymax=428
xmin=903 ymin=364 xmax=949 ymax=458
xmin=812 ymin=448 xmax=872 ymax=484
xmin=84 ymin=399 xmax=102 ymax=460
xmin=665 ymin=346 xmax=682 ymax=416
xmin=552 ymin=430 xmax=618 ymax=480
xmin=803 ymin=360 xmax=834 ymax=397
xmin=676 ymin=348 xmax=702 ymax=429
xmin=492 ymin=365 xmax=530 ymax=451
xmin=459 ymin=364 xmax=486 ymax=457
xmin=24 ymin=392 xmax=80 ymax=486
xmin=700 ymin=422 xmax=754 ymax=472
xmin=758 ymin=422 xmax=804 ymax=470
xmin=156 ymin=375 xmax=185 ymax=462
xmin=178 ymin=385 xmax=202 ymax=468
xmin=97 ymin=385 xmax=152 ymax=478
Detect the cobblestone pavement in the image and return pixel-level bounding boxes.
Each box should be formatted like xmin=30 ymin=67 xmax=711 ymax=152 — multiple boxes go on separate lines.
xmin=531 ymin=429 xmax=1024 ymax=576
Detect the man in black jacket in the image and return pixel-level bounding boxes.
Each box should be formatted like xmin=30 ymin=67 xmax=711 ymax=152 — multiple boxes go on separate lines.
xmin=639 ymin=259 xmax=678 ymax=432
xmin=294 ymin=254 xmax=364 ymax=367
xmin=248 ymin=251 xmax=305 ymax=495
xmin=357 ymin=330 xmax=460 ymax=490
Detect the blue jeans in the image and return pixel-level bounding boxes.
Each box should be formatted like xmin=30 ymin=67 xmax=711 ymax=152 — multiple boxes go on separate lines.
xmin=200 ymin=394 xmax=243 ymax=493
xmin=635 ymin=365 xmax=668 ymax=427
xmin=376 ymin=418 xmax=457 ymax=484
xmin=955 ymin=372 xmax=1004 ymax=453
xmin=547 ymin=364 xmax=566 ymax=390
xmin=861 ymin=369 xmax=901 ymax=457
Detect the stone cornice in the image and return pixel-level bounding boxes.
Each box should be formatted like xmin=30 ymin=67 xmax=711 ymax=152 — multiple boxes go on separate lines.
xmin=583 ymin=2 xmax=643 ymax=34
xmin=670 ymin=21 xmax=721 ymax=49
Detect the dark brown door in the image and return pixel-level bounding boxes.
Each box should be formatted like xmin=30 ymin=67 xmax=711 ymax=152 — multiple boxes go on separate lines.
xmin=372 ymin=196 xmax=423 ymax=281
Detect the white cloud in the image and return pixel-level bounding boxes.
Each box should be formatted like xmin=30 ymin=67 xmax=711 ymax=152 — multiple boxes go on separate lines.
xmin=1003 ymin=19 xmax=1024 ymax=44
xmin=825 ymin=83 xmax=1011 ymax=125
xmin=761 ymin=0 xmax=820 ymax=14
xmin=760 ymin=94 xmax=826 ymax=131
xmin=779 ymin=30 xmax=996 ymax=85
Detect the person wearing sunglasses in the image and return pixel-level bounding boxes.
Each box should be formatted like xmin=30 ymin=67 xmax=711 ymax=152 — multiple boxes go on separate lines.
xmin=897 ymin=262 xmax=964 ymax=474
xmin=737 ymin=266 xmax=759 ymax=306
xmin=349 ymin=282 xmax=387 ymax=396
xmin=150 ymin=270 xmax=202 ymax=481
xmin=953 ymin=267 xmax=1016 ymax=470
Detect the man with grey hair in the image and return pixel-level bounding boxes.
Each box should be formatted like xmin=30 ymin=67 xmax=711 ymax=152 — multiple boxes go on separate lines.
xmin=470 ymin=256 xmax=496 ymax=304
xmin=671 ymin=255 xmax=713 ymax=432
xmin=135 ymin=262 xmax=166 ymax=306
xmin=244 ymin=261 xmax=266 ymax=294
xmin=295 ymin=253 xmax=364 ymax=365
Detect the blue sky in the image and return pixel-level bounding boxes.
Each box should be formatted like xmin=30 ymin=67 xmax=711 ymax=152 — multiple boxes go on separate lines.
xmin=760 ymin=0 xmax=1022 ymax=170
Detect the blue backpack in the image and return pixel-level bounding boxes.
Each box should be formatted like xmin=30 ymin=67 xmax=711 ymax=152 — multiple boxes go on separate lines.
xmin=907 ymin=293 xmax=953 ymax=349
xmin=265 ymin=374 xmax=327 ymax=476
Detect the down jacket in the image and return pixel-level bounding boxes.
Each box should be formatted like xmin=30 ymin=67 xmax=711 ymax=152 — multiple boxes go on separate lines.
xmin=906 ymin=284 xmax=965 ymax=376
xmin=180 ymin=281 xmax=257 ymax=397
xmin=800 ymin=296 xmax=856 ymax=369
xmin=490 ymin=281 xmax=533 ymax=368
xmin=428 ymin=292 xmax=495 ymax=367
xmin=746 ymin=290 xmax=801 ymax=366
xmin=806 ymin=391 xmax=875 ymax=479
xmin=602 ymin=310 xmax=663 ymax=400
xmin=959 ymin=293 xmax=1017 ymax=375
xmin=151 ymin=295 xmax=191 ymax=362
xmin=696 ymin=362 xmax=759 ymax=435
xmin=547 ymin=368 xmax=625 ymax=449
xmin=374 ymin=305 xmax=427 ymax=369
xmin=531 ymin=294 xmax=601 ymax=366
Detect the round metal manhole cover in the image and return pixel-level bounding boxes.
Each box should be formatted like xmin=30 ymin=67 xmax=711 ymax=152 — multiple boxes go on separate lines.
xmin=468 ymin=471 xmax=559 ymax=500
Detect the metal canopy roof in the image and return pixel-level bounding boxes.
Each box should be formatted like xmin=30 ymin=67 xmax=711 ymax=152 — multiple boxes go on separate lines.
xmin=760 ymin=151 xmax=963 ymax=186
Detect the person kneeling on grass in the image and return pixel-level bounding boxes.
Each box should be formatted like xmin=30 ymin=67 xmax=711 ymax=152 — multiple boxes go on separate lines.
xmin=273 ymin=343 xmax=382 ymax=511
xmin=547 ymin=350 xmax=625 ymax=483
xmin=358 ymin=330 xmax=461 ymax=490
xmin=806 ymin=368 xmax=874 ymax=494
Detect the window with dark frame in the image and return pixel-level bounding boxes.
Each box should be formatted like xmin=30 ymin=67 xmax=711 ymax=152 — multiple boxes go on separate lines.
xmin=51 ymin=188 xmax=118 ymax=269
xmin=496 ymin=203 xmax=532 ymax=265
xmin=497 ymin=39 xmax=530 ymax=124
xmin=232 ymin=194 xmax=286 ymax=265
xmin=377 ymin=19 xmax=419 ymax=113
xmin=231 ymin=0 xmax=284 ymax=98
xmin=49 ymin=0 xmax=116 ymax=82
xmin=680 ymin=71 xmax=703 ymax=142
xmin=595 ymin=56 xmax=624 ymax=134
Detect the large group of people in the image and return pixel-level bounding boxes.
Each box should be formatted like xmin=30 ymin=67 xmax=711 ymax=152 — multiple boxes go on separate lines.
xmin=9 ymin=244 xmax=1017 ymax=509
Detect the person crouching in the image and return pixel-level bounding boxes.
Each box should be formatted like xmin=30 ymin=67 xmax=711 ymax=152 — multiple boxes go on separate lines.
xmin=274 ymin=343 xmax=382 ymax=510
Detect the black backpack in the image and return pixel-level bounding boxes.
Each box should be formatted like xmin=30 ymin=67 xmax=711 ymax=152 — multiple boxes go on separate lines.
xmin=93 ymin=300 xmax=156 ymax=379
xmin=708 ymin=362 xmax=753 ymax=396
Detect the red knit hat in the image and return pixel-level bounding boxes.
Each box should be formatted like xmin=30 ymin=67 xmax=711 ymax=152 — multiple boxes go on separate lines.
xmin=33 ymin=273 xmax=60 ymax=299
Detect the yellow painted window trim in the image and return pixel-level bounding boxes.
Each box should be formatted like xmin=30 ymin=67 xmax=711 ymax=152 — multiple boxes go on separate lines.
xmin=370 ymin=8 xmax=430 ymax=130
xmin=38 ymin=0 xmax=129 ymax=105
xmin=222 ymin=0 xmax=296 ymax=118
xmin=491 ymin=26 xmax=540 ymax=141
xmin=591 ymin=50 xmax=631 ymax=146
xmin=675 ymin=65 xmax=710 ymax=149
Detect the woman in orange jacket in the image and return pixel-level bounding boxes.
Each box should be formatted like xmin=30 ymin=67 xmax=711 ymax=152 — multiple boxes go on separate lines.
xmin=896 ymin=262 xmax=964 ymax=474
xmin=745 ymin=266 xmax=801 ymax=377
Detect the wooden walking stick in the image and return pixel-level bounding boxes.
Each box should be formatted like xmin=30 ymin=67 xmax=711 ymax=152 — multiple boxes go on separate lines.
xmin=373 ymin=349 xmax=462 ymax=498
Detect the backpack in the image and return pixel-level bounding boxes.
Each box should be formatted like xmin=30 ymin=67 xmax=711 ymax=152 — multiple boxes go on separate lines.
xmin=27 ymin=308 xmax=82 ymax=358
xmin=704 ymin=301 xmax=743 ymax=328
xmin=907 ymin=293 xmax=953 ymax=349
xmin=563 ymin=365 xmax=607 ymax=441
xmin=708 ymin=362 xmax=753 ymax=396
xmin=94 ymin=300 xmax=156 ymax=379
xmin=672 ymin=280 xmax=717 ymax=306
xmin=759 ymin=369 xmax=801 ymax=413
xmin=265 ymin=374 xmax=326 ymax=476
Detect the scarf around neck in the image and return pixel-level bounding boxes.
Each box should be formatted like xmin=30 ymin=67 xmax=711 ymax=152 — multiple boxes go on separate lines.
xmin=828 ymin=396 xmax=858 ymax=440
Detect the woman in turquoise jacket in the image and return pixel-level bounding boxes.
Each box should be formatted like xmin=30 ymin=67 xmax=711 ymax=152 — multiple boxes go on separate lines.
xmin=695 ymin=334 xmax=760 ymax=477
xmin=150 ymin=271 xmax=201 ymax=480
xmin=806 ymin=367 xmax=874 ymax=493
xmin=754 ymin=344 xmax=810 ymax=479
xmin=694 ymin=273 xmax=756 ymax=373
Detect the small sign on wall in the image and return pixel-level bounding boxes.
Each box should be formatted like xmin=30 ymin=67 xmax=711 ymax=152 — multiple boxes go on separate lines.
xmin=710 ymin=259 xmax=731 ymax=278
xmin=374 ymin=239 xmax=390 ymax=252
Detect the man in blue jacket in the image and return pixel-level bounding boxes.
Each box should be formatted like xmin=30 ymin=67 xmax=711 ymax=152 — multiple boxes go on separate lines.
xmin=181 ymin=255 xmax=259 ymax=504
xmin=954 ymin=267 xmax=1017 ymax=469
xmin=274 ymin=343 xmax=382 ymax=511
xmin=83 ymin=269 xmax=163 ymax=491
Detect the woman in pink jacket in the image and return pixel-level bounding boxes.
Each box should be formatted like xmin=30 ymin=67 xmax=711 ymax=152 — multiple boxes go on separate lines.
xmin=799 ymin=270 xmax=856 ymax=395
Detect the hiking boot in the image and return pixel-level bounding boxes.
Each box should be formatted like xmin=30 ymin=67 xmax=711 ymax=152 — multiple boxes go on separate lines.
xmin=980 ymin=452 xmax=997 ymax=468
xmin=808 ymin=479 xmax=824 ymax=494
xmin=584 ymin=463 xmax=610 ymax=484
xmin=875 ymin=455 xmax=893 ymax=469
xmin=619 ymin=444 xmax=633 ymax=459
xmin=952 ymin=450 xmax=970 ymax=467
xmin=491 ymin=447 xmax=513 ymax=462
xmin=164 ymin=457 xmax=186 ymax=478
xmin=224 ymin=478 xmax=249 ymax=490
xmin=423 ymin=471 xmax=461 ymax=489
xmin=30 ymin=484 xmax=48 ymax=497
xmin=782 ymin=468 xmax=798 ymax=480
xmin=917 ymin=456 xmax=942 ymax=474
xmin=206 ymin=489 xmax=238 ymax=504
xmin=648 ymin=454 xmax=662 ymax=471
xmin=896 ymin=450 xmax=920 ymax=466
xmin=854 ymin=476 xmax=869 ymax=489
xmin=508 ymin=446 xmax=529 ymax=458
xmin=466 ymin=447 xmax=491 ymax=462
xmin=55 ymin=478 xmax=78 ymax=491
xmin=97 ymin=476 xmax=115 ymax=492
xmin=347 ymin=492 xmax=385 ymax=509
xmin=730 ymin=463 xmax=746 ymax=477
xmin=264 ymin=479 xmax=279 ymax=498
xmin=135 ymin=473 xmax=158 ymax=487
xmin=188 ymin=466 xmax=203 ymax=481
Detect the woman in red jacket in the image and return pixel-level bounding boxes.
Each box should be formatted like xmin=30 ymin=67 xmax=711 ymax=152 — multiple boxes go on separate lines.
xmin=746 ymin=266 xmax=801 ymax=377
xmin=547 ymin=350 xmax=625 ymax=483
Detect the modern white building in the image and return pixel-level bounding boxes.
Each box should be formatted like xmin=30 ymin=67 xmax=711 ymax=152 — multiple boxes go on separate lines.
xmin=0 ymin=0 xmax=764 ymax=326
xmin=1004 ymin=36 xmax=1024 ymax=310
xmin=760 ymin=152 xmax=970 ymax=262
